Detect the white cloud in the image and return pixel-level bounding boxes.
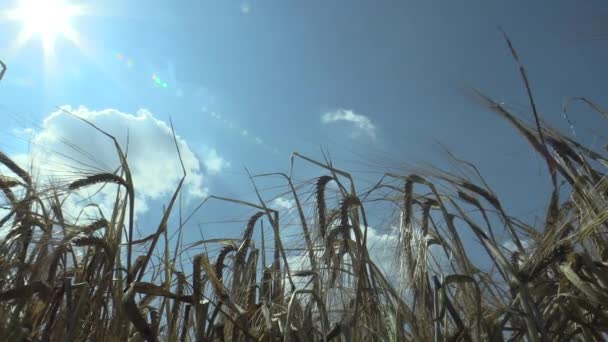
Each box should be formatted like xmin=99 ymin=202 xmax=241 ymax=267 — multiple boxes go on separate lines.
xmin=240 ymin=2 xmax=251 ymax=13
xmin=241 ymin=130 xmax=248 ymax=136
xmin=322 ymin=109 xmax=376 ymax=140
xmin=8 ymin=106 xmax=210 ymax=220
xmin=271 ymin=197 xmax=295 ymax=211
xmin=203 ymin=148 xmax=229 ymax=174
xmin=255 ymin=137 xmax=263 ymax=144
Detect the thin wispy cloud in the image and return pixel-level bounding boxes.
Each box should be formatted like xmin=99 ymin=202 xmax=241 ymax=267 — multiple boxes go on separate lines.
xmin=202 ymin=108 xmax=279 ymax=154
xmin=322 ymin=109 xmax=376 ymax=140
xmin=240 ymin=2 xmax=251 ymax=14
xmin=3 ymin=75 xmax=34 ymax=88
xmin=271 ymin=197 xmax=296 ymax=211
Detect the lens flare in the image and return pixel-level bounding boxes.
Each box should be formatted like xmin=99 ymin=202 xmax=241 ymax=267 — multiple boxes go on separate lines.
xmin=152 ymin=75 xmax=168 ymax=89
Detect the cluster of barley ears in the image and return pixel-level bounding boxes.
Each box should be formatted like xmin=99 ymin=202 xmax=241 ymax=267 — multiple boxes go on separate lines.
xmin=1 ymin=35 xmax=608 ymax=341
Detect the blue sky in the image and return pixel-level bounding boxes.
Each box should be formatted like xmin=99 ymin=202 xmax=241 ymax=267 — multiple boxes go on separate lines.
xmin=1 ymin=0 xmax=607 ymax=269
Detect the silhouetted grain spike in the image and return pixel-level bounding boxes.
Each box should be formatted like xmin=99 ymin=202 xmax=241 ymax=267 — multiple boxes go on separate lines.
xmin=246 ymin=283 xmax=257 ymax=313
xmin=326 ymin=226 xmax=344 ymax=266
xmin=131 ymin=255 xmax=147 ymax=280
xmin=0 ymin=209 xmax=16 ymax=230
xmin=71 ymin=235 xmax=111 ymax=258
xmin=235 ymin=211 xmax=264 ymax=264
xmin=200 ymin=254 xmax=227 ymax=302
xmin=403 ymin=179 xmax=414 ymax=230
xmin=457 ymin=181 xmax=501 ymax=210
xmin=50 ymin=197 xmax=64 ymax=226
xmin=292 ymin=270 xmax=316 ymax=277
xmin=149 ymin=307 xmax=160 ymax=335
xmin=71 ymin=235 xmax=103 ymax=246
xmin=518 ymin=243 xmax=572 ymax=282
xmin=457 ymin=190 xmax=498 ymax=243
xmin=339 ymin=195 xmax=360 ymax=249
xmin=68 ymin=173 xmax=127 ymax=190
xmin=271 ymin=257 xmax=281 ymax=300
xmin=0 ymin=187 xmax=16 ymax=204
xmin=168 ymin=271 xmax=186 ymax=337
xmin=192 ymin=254 xmax=209 ymax=340
xmin=420 ymin=199 xmax=435 ymax=236
xmin=546 ymin=136 xmax=584 ymax=166
xmin=83 ymin=218 xmax=109 ymax=233
xmin=500 ymin=28 xmax=546 ymax=149
xmin=192 ymin=254 xmax=202 ymax=302
xmin=326 ymin=323 xmax=342 ymax=341
xmin=180 ymin=305 xmax=191 ymax=342
xmin=0 ymin=175 xmax=22 ymax=189
xmin=316 ymin=175 xmax=334 ymax=239
xmin=511 ymin=251 xmax=521 ymax=268
xmin=0 ymin=151 xmax=31 ymax=185
xmin=214 ymin=244 xmax=237 ymax=280
xmin=260 ymin=267 xmax=272 ymax=302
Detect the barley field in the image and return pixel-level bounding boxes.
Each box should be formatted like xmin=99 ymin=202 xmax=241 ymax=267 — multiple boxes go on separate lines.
xmin=1 ymin=34 xmax=608 ymax=341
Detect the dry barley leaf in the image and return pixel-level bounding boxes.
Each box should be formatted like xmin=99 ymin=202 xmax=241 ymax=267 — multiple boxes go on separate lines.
xmin=199 ymin=254 xmax=246 ymax=316
xmin=559 ymin=262 xmax=608 ymax=306
xmin=0 ymin=281 xmax=52 ymax=301
xmin=122 ymin=286 xmax=158 ymax=342
xmin=132 ymin=282 xmax=193 ymax=303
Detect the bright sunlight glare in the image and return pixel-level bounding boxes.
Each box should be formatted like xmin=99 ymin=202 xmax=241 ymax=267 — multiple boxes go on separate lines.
xmin=3 ymin=0 xmax=85 ymax=58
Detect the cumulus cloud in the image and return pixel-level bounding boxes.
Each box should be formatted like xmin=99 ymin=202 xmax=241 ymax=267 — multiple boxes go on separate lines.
xmin=203 ymin=148 xmax=229 ymax=174
xmin=9 ymin=106 xmax=212 ymax=220
xmin=322 ymin=109 xmax=376 ymax=139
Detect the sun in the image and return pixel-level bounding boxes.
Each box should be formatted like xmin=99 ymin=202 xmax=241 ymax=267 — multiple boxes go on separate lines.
xmin=3 ymin=0 xmax=85 ymax=58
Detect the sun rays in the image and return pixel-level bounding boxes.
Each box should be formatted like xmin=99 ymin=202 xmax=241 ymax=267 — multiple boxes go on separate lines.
xmin=2 ymin=0 xmax=86 ymax=59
